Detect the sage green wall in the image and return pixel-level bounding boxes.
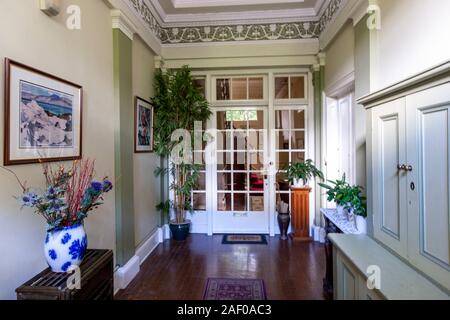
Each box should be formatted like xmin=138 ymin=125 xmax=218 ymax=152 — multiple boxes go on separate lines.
xmin=354 ymin=16 xmax=370 ymax=188
xmin=132 ymin=36 xmax=161 ymax=247
xmin=113 ymin=29 xmax=135 ymax=266
xmin=324 ymin=22 xmax=354 ymax=92
xmin=313 ymin=66 xmax=325 ymax=224
xmin=0 ymin=0 xmax=115 ymax=299
xmin=354 ymin=16 xmax=371 ymax=235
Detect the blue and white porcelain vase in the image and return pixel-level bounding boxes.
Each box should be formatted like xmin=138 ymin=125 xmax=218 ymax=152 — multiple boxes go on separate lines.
xmin=44 ymin=224 xmax=88 ymax=273
xmin=355 ymin=216 xmax=367 ymax=234
xmin=336 ymin=204 xmax=346 ymax=216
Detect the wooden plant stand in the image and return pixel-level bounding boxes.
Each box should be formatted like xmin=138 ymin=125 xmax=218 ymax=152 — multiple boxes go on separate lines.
xmin=291 ymin=187 xmax=312 ymax=240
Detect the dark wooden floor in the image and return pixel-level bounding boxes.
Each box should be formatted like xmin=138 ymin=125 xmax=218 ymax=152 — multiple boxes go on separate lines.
xmin=115 ymin=234 xmax=326 ymax=300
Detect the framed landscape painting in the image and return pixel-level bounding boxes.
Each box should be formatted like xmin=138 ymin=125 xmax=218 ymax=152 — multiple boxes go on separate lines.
xmin=4 ymin=59 xmax=82 ymax=165
xmin=134 ymin=96 xmax=154 ymax=153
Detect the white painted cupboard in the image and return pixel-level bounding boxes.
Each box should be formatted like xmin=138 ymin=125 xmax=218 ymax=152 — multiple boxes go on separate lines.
xmin=329 ymin=234 xmax=448 ymax=300
xmin=360 ymin=61 xmax=450 ymax=292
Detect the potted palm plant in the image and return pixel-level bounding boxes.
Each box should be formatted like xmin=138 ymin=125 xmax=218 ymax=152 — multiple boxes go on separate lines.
xmin=153 ymin=66 xmax=211 ymax=241
xmin=286 ymin=159 xmax=324 ymax=187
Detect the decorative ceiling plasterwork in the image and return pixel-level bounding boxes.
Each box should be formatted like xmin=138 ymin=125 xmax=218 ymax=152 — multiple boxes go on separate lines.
xmin=127 ymin=0 xmax=343 ymax=44
xmin=160 ymin=22 xmax=321 ymax=43
xmin=318 ymin=0 xmax=343 ymax=32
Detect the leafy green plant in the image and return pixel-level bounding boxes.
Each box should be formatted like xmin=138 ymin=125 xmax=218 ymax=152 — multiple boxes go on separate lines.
xmin=319 ymin=174 xmax=367 ymax=218
xmin=342 ymin=185 xmax=367 ymax=218
xmin=286 ymin=159 xmax=324 ymax=185
xmin=318 ymin=174 xmax=348 ymax=205
xmin=152 ymin=66 xmax=212 ymax=224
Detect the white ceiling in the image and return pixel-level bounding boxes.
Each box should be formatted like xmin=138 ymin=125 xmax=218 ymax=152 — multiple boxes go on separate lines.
xmin=151 ymin=0 xmax=328 ymax=26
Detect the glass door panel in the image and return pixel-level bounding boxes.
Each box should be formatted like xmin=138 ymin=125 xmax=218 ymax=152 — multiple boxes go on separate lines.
xmin=213 ymin=108 xmax=269 ymax=234
xmin=274 ymin=107 xmax=307 ymax=215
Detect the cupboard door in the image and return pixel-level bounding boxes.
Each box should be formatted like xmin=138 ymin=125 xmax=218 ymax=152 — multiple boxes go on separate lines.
xmin=406 ymin=82 xmax=450 ymax=291
xmin=358 ymin=279 xmax=384 ymax=300
xmin=372 ymin=98 xmax=408 ymax=258
xmin=334 ymin=251 xmax=359 ymax=300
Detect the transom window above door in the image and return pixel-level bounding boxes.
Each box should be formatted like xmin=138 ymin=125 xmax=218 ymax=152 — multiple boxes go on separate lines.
xmin=214 ymin=76 xmax=266 ymax=101
xmin=275 ymin=75 xmax=307 ymax=100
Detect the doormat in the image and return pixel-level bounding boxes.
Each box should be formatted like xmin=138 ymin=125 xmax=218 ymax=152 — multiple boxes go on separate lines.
xmin=221 ymin=234 xmax=268 ymax=245
xmin=203 ymin=278 xmax=267 ymax=300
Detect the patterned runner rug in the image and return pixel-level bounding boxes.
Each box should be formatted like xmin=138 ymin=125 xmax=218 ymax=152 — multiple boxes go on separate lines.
xmin=221 ymin=234 xmax=268 ymax=245
xmin=203 ymin=278 xmax=267 ymax=300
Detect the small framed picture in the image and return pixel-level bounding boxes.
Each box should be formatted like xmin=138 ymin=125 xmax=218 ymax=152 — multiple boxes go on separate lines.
xmin=134 ymin=96 xmax=154 ymax=153
xmin=4 ymin=59 xmax=83 ymax=166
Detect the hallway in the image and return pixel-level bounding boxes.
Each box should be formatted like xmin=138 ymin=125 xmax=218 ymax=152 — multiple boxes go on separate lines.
xmin=1 ymin=0 xmax=450 ymax=302
xmin=116 ymin=235 xmax=326 ymax=300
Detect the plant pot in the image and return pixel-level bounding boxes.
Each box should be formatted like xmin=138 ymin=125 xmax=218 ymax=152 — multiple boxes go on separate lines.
xmin=347 ymin=208 xmax=356 ymax=223
xmin=277 ymin=212 xmax=291 ymax=240
xmin=355 ymin=216 xmax=367 ymax=234
xmin=44 ymin=224 xmax=87 ymax=273
xmin=293 ymin=178 xmax=307 ymax=188
xmin=336 ymin=205 xmax=346 ymax=216
xmin=169 ymin=220 xmax=191 ymax=241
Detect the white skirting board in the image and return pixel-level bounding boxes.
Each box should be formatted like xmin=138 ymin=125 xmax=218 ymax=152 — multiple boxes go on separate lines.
xmin=163 ymin=224 xmax=171 ymax=240
xmin=114 ymin=227 xmax=164 ymax=294
xmin=135 ymin=228 xmax=163 ymax=264
xmin=113 ymin=255 xmax=140 ymax=293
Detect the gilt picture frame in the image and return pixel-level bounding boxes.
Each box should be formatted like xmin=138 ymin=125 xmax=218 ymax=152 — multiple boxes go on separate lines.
xmin=4 ymin=58 xmax=83 ymax=166
xmin=134 ymin=96 xmax=154 ymax=153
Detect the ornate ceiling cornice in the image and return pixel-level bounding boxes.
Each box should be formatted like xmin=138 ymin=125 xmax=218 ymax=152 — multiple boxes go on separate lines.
xmin=318 ymin=0 xmax=343 ymax=32
xmin=160 ymin=22 xmax=321 ymax=43
xmin=127 ymin=0 xmax=344 ymax=44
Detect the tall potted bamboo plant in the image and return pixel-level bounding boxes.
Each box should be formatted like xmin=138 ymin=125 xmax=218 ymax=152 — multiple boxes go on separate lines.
xmin=153 ymin=66 xmax=211 ymax=241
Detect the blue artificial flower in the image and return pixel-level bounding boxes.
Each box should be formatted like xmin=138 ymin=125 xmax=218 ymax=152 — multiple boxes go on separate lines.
xmin=61 ymin=261 xmax=72 ymax=272
xmin=22 ymin=195 xmax=30 ymax=204
xmin=61 ymin=233 xmax=72 ymax=244
xmin=46 ymin=199 xmax=64 ymax=215
xmin=102 ymin=180 xmax=113 ymax=192
xmin=48 ymin=249 xmax=57 ymax=260
xmin=90 ymin=181 xmax=103 ymax=193
xmin=46 ymin=187 xmax=57 ymax=200
xmin=21 ymin=192 xmax=38 ymax=207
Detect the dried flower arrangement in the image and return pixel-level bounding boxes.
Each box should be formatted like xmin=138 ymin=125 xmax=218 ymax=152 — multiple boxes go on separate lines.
xmin=2 ymin=159 xmax=113 ymax=232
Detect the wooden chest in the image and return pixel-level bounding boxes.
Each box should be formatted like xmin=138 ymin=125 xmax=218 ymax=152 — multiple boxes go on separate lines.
xmin=16 ymin=249 xmax=114 ymax=300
